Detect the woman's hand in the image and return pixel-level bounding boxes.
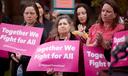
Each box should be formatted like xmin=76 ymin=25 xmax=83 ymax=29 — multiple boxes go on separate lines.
xmin=47 ymin=68 xmax=55 ymax=75
xmin=78 ymin=24 xmax=86 ymax=32
xmin=11 ymin=53 xmax=19 ymax=63
xmin=102 ymin=40 xmax=112 ymax=49
xmin=96 ymin=32 xmax=111 ymax=49
xmin=95 ymin=32 xmax=103 ymax=44
xmin=16 ymin=52 xmax=22 ymax=60
xmin=86 ymin=32 xmax=103 ymax=46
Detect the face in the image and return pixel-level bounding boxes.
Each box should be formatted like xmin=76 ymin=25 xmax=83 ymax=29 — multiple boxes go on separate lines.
xmin=52 ymin=11 xmax=59 ymax=22
xmin=23 ymin=6 xmax=38 ymax=25
xmin=101 ymin=3 xmax=116 ymax=22
xmin=77 ymin=7 xmax=87 ymax=24
xmin=36 ymin=3 xmax=44 ymax=17
xmin=58 ymin=18 xmax=71 ymax=34
xmin=44 ymin=12 xmax=50 ymax=20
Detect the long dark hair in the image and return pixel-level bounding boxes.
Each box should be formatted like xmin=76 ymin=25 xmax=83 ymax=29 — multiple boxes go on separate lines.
xmin=74 ymin=3 xmax=90 ymax=32
xmin=97 ymin=0 xmax=120 ymax=29
xmin=35 ymin=2 xmax=48 ymax=24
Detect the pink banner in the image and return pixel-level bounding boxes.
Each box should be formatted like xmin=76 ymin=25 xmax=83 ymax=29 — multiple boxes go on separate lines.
xmin=27 ymin=41 xmax=80 ymax=72
xmin=83 ymin=46 xmax=110 ymax=76
xmin=0 ymin=23 xmax=43 ymax=56
xmin=0 ymin=50 xmax=8 ymax=58
xmin=111 ymin=30 xmax=128 ymax=67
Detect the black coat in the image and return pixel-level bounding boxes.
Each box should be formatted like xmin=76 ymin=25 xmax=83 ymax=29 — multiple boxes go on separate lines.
xmin=20 ymin=20 xmax=53 ymax=76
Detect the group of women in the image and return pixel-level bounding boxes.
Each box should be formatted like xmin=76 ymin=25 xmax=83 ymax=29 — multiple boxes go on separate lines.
xmin=0 ymin=0 xmax=128 ymax=76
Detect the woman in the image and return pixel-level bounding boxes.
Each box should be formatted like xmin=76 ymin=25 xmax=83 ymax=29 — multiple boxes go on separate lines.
xmin=46 ymin=15 xmax=75 ymax=41
xmin=73 ymin=3 xmax=90 ymax=43
xmin=10 ymin=2 xmax=42 ymax=76
xmin=36 ymin=2 xmax=53 ymax=43
xmin=86 ymin=0 xmax=125 ymax=61
xmin=35 ymin=2 xmax=44 ymax=24
xmin=44 ymin=15 xmax=84 ymax=76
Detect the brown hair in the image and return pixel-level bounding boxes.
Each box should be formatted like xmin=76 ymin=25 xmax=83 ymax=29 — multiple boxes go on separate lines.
xmin=97 ymin=0 xmax=120 ymax=29
xmin=23 ymin=2 xmax=40 ymax=22
xmin=74 ymin=3 xmax=90 ymax=32
xmin=35 ymin=2 xmax=47 ymax=23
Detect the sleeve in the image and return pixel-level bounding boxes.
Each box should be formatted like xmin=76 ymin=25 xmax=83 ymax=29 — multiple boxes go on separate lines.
xmin=45 ymin=37 xmax=54 ymax=42
xmin=88 ymin=24 xmax=97 ymax=38
xmin=19 ymin=55 xmax=30 ymax=70
xmin=116 ymin=24 xmax=125 ymax=31
xmin=19 ymin=55 xmax=30 ymax=64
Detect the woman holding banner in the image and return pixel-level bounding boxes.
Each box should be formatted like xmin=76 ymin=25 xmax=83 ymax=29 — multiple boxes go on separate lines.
xmin=10 ymin=2 xmax=43 ymax=76
xmin=44 ymin=15 xmax=84 ymax=76
xmin=86 ymin=0 xmax=125 ymax=61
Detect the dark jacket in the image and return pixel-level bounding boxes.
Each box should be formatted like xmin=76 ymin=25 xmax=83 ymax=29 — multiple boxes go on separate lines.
xmin=11 ymin=19 xmax=53 ymax=76
xmin=20 ymin=23 xmax=43 ymax=76
xmin=40 ymin=18 xmax=53 ymax=43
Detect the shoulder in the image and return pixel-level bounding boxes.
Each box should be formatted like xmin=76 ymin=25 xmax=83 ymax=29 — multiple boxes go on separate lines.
xmin=89 ymin=23 xmax=100 ymax=31
xmin=90 ymin=23 xmax=100 ymax=28
xmin=34 ymin=23 xmax=43 ymax=28
xmin=116 ymin=23 xmax=124 ymax=28
xmin=115 ymin=23 xmax=125 ymax=31
xmin=45 ymin=37 xmax=55 ymax=42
